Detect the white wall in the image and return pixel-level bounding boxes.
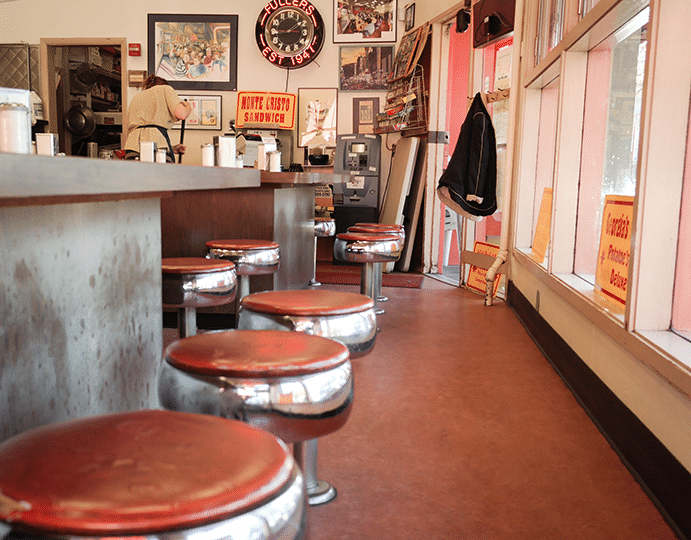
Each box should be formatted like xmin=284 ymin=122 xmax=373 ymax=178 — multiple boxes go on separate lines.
xmin=0 ymin=0 xmax=422 ymax=168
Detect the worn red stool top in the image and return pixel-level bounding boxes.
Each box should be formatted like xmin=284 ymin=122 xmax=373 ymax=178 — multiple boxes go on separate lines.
xmin=162 ymin=257 xmax=235 ymax=274
xmin=206 ymin=240 xmax=280 ymax=276
xmin=0 ymin=410 xmax=291 ymax=535
xmin=336 ymin=231 xmax=400 ymax=242
xmin=349 ymin=225 xmax=404 ymax=236
xmin=241 ymin=289 xmax=374 ymax=317
xmin=166 ymin=329 xmax=349 ymax=378
xmin=353 ymin=222 xmax=404 ymax=231
xmin=206 ymin=239 xmax=280 ymax=251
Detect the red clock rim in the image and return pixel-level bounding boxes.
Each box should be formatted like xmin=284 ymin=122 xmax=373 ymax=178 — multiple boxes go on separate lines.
xmin=255 ymin=1 xmax=325 ymax=69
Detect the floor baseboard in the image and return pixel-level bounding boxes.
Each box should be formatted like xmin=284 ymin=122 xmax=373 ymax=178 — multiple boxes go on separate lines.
xmin=507 ymin=281 xmax=690 ymax=540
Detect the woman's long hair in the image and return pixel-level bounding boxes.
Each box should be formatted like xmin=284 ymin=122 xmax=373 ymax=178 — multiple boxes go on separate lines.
xmin=142 ymin=74 xmax=170 ymax=90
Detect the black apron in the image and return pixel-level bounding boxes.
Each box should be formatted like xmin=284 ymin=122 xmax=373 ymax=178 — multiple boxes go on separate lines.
xmin=127 ymin=124 xmax=174 ymax=162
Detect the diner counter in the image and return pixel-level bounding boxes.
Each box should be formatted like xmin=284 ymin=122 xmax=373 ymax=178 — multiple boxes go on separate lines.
xmin=162 ymin=169 xmax=347 ymax=303
xmin=0 ymin=153 xmax=261 ymax=207
xmin=260 ymin=169 xmax=349 ymax=187
xmin=0 ymin=153 xmax=346 ymax=442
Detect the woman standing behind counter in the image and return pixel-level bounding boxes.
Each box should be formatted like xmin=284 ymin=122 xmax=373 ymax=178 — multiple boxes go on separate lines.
xmin=124 ymin=75 xmax=192 ymax=163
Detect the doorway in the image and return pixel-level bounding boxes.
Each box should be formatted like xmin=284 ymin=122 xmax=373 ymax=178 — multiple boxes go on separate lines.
xmin=436 ymin=21 xmax=513 ymax=294
xmin=40 ymin=38 xmax=127 ymax=156
xmin=439 ymin=18 xmax=471 ymax=284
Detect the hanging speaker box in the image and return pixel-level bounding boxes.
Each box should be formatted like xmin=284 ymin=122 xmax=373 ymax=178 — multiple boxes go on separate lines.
xmin=472 ymin=0 xmax=515 ymax=48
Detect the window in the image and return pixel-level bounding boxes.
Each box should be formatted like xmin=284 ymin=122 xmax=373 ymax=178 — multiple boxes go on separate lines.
xmin=515 ymin=69 xmax=560 ymax=268
xmin=536 ymin=0 xmax=565 ymax=63
xmin=671 ymin=102 xmax=691 ymax=340
xmin=573 ymin=8 xmax=648 ymax=283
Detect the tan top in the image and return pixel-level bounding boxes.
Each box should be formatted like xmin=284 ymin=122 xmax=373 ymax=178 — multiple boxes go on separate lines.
xmin=125 ymin=85 xmax=181 ymax=153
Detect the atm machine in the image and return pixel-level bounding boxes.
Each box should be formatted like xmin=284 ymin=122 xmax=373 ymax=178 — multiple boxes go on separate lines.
xmin=332 ymin=134 xmax=381 ymax=235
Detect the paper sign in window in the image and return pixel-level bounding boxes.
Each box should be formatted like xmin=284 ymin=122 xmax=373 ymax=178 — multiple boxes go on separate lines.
xmin=531 ymin=187 xmax=552 ymax=263
xmin=595 ymin=194 xmax=634 ymax=312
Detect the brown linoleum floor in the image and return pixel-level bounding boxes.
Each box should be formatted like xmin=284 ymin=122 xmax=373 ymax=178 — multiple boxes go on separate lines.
xmin=163 ymin=278 xmax=678 ymax=540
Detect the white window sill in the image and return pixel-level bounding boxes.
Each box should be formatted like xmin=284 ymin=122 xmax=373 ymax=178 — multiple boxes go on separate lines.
xmin=512 ymin=249 xmax=691 ymax=396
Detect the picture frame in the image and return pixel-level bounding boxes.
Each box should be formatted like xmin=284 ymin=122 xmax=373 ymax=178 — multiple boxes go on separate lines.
xmin=353 ymin=97 xmax=379 ymax=134
xmin=148 ymin=14 xmax=238 ymax=91
xmin=339 ymin=45 xmax=395 ymax=91
xmin=404 ymin=3 xmax=416 ymax=32
xmin=297 ymin=88 xmax=338 ymax=148
xmin=390 ymin=26 xmax=422 ymax=82
xmin=171 ymin=94 xmax=222 ymax=130
xmin=334 ymin=0 xmax=397 ymax=43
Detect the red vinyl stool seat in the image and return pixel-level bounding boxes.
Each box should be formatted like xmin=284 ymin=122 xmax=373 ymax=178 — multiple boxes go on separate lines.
xmin=348 ymin=224 xmax=406 ymax=310
xmin=310 ymin=217 xmax=336 ymax=287
xmin=159 ymin=330 xmax=353 ymax=507
xmin=206 ymin=240 xmax=280 ymax=322
xmin=0 ymin=410 xmax=305 ymax=540
xmin=333 ymin=231 xmax=402 ymax=312
xmin=238 ymin=289 xmax=377 ymax=359
xmin=162 ymin=257 xmax=237 ymax=338
xmin=353 ymin=222 xmax=405 ymax=232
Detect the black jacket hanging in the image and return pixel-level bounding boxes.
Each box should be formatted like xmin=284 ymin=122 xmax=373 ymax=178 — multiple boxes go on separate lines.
xmin=437 ymin=92 xmax=497 ymax=217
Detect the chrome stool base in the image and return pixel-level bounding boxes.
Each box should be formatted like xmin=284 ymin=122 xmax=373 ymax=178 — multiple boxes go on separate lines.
xmin=334 ymin=232 xmax=402 ymax=314
xmin=311 ymin=218 xmax=336 ymax=289
xmin=162 ymin=258 xmax=237 ymax=338
xmin=206 ymin=239 xmax=280 ymax=327
xmin=294 ymin=439 xmax=337 ymax=506
xmin=160 ymin=330 xmax=353 ymax=508
xmin=306 ymin=479 xmax=337 ymax=506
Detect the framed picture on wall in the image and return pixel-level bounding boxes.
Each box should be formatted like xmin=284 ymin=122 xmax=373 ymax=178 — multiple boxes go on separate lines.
xmin=334 ymin=0 xmax=397 ymax=43
xmin=171 ymin=95 xmax=221 ymax=130
xmin=297 ymin=88 xmax=338 ymax=148
xmin=339 ymin=45 xmax=394 ymax=91
xmin=390 ymin=26 xmax=422 ymax=82
xmin=353 ymin=97 xmax=379 ymax=134
xmin=404 ymin=3 xmax=415 ymax=32
xmin=148 ymin=14 xmax=238 ymax=91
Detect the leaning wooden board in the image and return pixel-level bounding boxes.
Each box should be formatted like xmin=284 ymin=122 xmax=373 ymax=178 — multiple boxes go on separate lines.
xmin=379 ymin=136 xmax=420 ymax=272
xmin=397 ymin=138 xmax=426 ymax=272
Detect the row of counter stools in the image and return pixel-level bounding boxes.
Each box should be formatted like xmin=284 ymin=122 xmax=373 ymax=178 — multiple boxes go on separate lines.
xmin=0 ymin=222 xmax=404 ymax=540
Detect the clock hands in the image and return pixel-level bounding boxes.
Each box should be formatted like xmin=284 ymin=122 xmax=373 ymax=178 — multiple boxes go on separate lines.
xmin=277 ymin=21 xmax=304 ymax=35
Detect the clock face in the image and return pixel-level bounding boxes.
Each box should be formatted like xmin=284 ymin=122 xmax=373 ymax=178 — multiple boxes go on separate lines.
xmin=256 ymin=1 xmax=325 ymax=69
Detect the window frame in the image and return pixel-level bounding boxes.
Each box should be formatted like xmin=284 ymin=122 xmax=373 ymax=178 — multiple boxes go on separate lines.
xmin=513 ymin=0 xmax=691 ymax=390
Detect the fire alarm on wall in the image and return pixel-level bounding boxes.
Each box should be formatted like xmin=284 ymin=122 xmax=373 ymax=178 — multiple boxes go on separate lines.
xmin=128 ymin=43 xmax=141 ymax=57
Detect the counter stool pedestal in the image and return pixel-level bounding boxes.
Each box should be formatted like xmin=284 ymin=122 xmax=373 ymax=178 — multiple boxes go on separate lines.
xmin=159 ymin=330 xmax=352 ymax=507
xmin=206 ymin=239 xmax=280 ymax=323
xmin=333 ymin=231 xmax=403 ymax=314
xmin=238 ymin=289 xmax=377 ymax=359
xmin=162 ymin=257 xmax=237 ymax=338
xmin=348 ymin=223 xmax=405 ymax=308
xmin=311 ymin=217 xmax=336 ymax=287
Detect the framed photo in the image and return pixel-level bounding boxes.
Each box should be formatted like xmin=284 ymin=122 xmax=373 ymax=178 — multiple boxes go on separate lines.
xmin=298 ymin=88 xmax=338 ymax=148
xmin=339 ymin=45 xmax=394 ymax=91
xmin=148 ymin=14 xmax=238 ymax=91
xmin=334 ymin=0 xmax=397 ymax=43
xmin=172 ymin=95 xmax=221 ymax=130
xmin=353 ymin=97 xmax=379 ymax=134
xmin=404 ymin=3 xmax=415 ymax=32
